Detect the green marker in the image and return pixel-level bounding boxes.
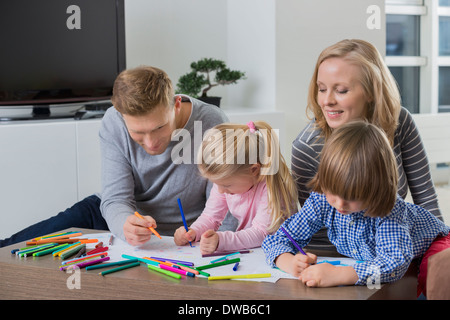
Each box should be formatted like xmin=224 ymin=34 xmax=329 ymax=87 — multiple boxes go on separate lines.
xmin=86 ymin=259 xmax=139 ymax=271
xmin=60 ymin=244 xmax=86 ymax=260
xmin=196 ymin=258 xmax=240 ymax=270
xmin=179 ymin=263 xmax=210 ymax=277
xmin=33 ymin=243 xmax=70 ymax=257
xmin=99 ymin=261 xmax=141 ymax=276
xmin=148 ymin=264 xmax=181 ymax=279
xmin=17 ymin=243 xmax=57 ymax=257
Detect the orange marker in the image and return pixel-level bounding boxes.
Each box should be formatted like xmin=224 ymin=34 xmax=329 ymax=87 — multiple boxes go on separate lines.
xmin=134 ymin=211 xmax=162 ymax=239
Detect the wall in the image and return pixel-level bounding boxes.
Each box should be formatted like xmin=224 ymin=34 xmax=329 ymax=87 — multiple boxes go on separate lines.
xmin=124 ymin=0 xmax=229 ymax=102
xmin=124 ymin=0 xmax=385 ymax=160
xmin=275 ymin=0 xmax=386 ymax=153
xmin=226 ymin=0 xmax=276 ymax=111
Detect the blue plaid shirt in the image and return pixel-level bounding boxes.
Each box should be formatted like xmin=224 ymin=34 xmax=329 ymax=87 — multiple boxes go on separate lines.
xmin=262 ymin=192 xmax=450 ymax=285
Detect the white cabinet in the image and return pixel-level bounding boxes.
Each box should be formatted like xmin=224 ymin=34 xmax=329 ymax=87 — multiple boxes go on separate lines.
xmin=0 ymin=119 xmax=102 ymax=239
xmin=75 ymin=120 xmax=102 ymax=200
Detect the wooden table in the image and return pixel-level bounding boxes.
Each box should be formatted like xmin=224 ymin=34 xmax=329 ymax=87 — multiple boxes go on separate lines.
xmin=0 ymin=228 xmax=418 ymax=300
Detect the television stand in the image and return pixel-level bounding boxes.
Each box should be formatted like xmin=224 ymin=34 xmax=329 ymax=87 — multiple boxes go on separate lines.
xmin=0 ymin=100 xmax=112 ymax=121
xmin=74 ymin=110 xmax=106 ymax=120
xmin=73 ymin=101 xmax=112 ymax=120
xmin=32 ymin=105 xmax=51 ymax=118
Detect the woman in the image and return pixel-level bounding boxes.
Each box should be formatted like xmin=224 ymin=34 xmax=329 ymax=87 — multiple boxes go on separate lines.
xmin=291 ymin=39 xmax=442 ymax=249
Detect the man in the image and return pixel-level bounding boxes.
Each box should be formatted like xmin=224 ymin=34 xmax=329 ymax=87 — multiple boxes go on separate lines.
xmin=0 ymin=66 xmax=230 ymax=247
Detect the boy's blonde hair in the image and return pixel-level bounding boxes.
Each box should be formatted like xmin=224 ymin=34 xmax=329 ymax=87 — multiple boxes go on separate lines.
xmin=111 ymin=66 xmax=174 ymax=115
xmin=308 ymin=121 xmax=398 ymax=217
xmin=306 ymin=39 xmax=401 ymax=146
xmin=198 ymin=121 xmax=298 ymax=232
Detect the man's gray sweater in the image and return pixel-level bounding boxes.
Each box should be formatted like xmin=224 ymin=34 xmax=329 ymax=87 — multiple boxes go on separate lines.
xmin=98 ymin=96 xmax=228 ymax=241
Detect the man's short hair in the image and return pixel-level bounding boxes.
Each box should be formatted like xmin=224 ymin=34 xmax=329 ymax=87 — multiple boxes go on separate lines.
xmin=111 ymin=66 xmax=174 ymax=115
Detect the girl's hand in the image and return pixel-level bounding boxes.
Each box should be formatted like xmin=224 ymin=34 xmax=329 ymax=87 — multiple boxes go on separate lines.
xmin=275 ymin=252 xmax=317 ymax=278
xmin=123 ymin=214 xmax=157 ymax=246
xmin=299 ymin=263 xmax=359 ymax=287
xmin=200 ymin=229 xmax=219 ymax=255
xmin=173 ymin=226 xmax=196 ymax=246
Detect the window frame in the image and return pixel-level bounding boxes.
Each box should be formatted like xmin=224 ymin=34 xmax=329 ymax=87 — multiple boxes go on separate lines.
xmin=386 ymin=0 xmax=450 ymax=113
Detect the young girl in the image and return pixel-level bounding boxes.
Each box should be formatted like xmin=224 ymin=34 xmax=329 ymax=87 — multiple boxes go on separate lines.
xmin=262 ymin=121 xmax=450 ymax=296
xmin=174 ymin=121 xmax=298 ymax=255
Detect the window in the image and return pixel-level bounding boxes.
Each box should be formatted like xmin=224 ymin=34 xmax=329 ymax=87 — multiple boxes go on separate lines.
xmin=386 ymin=0 xmax=450 ymax=113
xmin=386 ymin=13 xmax=422 ymax=113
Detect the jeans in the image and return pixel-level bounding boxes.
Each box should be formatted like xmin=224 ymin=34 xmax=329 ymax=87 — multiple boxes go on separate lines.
xmin=0 ymin=194 xmax=109 ymax=248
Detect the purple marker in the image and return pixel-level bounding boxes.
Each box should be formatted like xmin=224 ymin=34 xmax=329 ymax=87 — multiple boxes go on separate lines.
xmin=279 ymin=226 xmax=306 ymax=255
xmin=62 ymin=256 xmax=110 ymax=271
xmin=150 ymin=256 xmax=194 ymax=266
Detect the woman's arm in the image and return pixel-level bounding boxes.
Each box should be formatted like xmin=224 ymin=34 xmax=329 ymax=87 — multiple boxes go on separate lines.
xmin=291 ymin=121 xmax=323 ymax=206
xmin=396 ymin=108 xmax=442 ymax=220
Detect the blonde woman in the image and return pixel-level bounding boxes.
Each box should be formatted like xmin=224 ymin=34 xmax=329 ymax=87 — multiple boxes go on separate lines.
xmin=264 ymin=121 xmax=449 ymax=292
xmin=292 ymin=39 xmax=442 ymax=249
xmin=174 ymin=121 xmax=298 ymax=254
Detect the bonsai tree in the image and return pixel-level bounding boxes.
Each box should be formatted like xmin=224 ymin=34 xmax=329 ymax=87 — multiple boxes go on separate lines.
xmin=176 ymin=58 xmax=246 ymax=98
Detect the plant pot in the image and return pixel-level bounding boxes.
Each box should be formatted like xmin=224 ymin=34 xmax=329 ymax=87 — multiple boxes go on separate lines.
xmin=198 ymin=96 xmax=221 ymax=108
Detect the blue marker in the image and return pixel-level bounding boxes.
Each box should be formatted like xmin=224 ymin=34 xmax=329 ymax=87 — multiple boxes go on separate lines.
xmin=177 ymin=198 xmax=193 ymax=247
xmin=233 ymin=262 xmax=239 ymax=271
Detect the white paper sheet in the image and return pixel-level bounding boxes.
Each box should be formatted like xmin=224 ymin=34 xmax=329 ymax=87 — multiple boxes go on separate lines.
xmin=79 ymin=232 xmax=359 ymax=283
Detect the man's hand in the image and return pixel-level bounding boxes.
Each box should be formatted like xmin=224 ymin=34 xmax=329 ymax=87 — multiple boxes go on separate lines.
xmin=123 ymin=214 xmax=157 ymax=246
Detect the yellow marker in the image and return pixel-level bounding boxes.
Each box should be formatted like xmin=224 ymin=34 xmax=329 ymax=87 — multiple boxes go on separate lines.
xmin=134 ymin=211 xmax=162 ymax=239
xmin=53 ymin=242 xmax=81 ymax=257
xmin=208 ymin=273 xmax=272 ymax=280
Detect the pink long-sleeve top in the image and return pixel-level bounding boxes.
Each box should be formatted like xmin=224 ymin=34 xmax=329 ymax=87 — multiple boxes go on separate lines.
xmin=190 ymin=180 xmax=271 ymax=252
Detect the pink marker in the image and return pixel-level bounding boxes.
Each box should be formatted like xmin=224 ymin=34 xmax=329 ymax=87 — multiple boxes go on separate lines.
xmin=159 ymin=264 xmax=195 ymax=277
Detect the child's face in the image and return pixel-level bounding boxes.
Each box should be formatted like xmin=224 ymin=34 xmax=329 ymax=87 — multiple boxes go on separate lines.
xmin=210 ymin=166 xmax=260 ymax=195
xmin=324 ymin=192 xmax=365 ymax=215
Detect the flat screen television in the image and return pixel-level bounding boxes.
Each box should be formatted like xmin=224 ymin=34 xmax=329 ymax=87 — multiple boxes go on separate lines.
xmin=0 ymin=0 xmax=126 ymax=120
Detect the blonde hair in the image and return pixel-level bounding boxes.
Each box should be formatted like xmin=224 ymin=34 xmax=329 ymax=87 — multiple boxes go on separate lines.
xmin=308 ymin=121 xmax=398 ymax=217
xmin=306 ymin=39 xmax=401 ymax=145
xmin=198 ymin=121 xmax=298 ymax=232
xmin=111 ymin=66 xmax=174 ymax=115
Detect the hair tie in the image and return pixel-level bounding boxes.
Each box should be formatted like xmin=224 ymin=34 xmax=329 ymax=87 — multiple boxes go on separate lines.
xmin=247 ymin=121 xmax=257 ymax=133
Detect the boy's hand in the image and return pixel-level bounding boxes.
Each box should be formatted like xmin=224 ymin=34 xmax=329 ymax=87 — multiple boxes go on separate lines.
xmin=200 ymin=229 xmax=219 ymax=255
xmin=174 ymin=226 xmax=196 ymax=246
xmin=123 ymin=214 xmax=157 ymax=246
xmin=299 ymin=263 xmax=359 ymax=287
xmin=275 ymin=252 xmax=317 ymax=278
